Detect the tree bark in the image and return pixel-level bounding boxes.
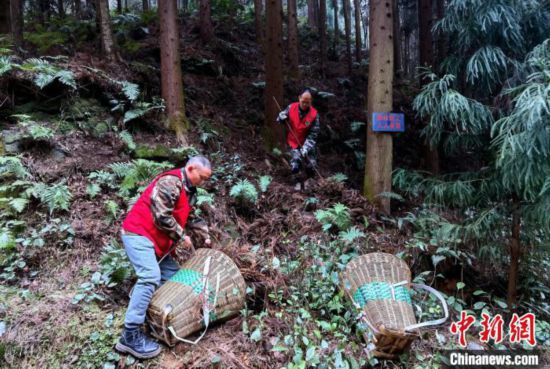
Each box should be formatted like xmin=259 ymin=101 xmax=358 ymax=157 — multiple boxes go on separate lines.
xmin=307 ymin=0 xmax=318 ymax=29
xmin=364 ymin=0 xmax=394 ymax=214
xmin=393 ymin=0 xmax=401 ymax=76
xmin=143 ymin=0 xmax=149 ymax=11
xmin=342 ymin=0 xmax=352 ymax=74
xmin=10 ymin=0 xmax=24 ymax=48
xmin=287 ymin=0 xmax=299 ymax=79
xmin=436 ymin=0 xmax=445 ymax=69
xmin=159 ymin=0 xmax=189 ymax=143
xmin=0 ymin=0 xmax=9 ymax=34
xmin=418 ymin=0 xmax=439 ymax=173
xmin=254 ymin=0 xmax=264 ymax=45
xmin=117 ymin=0 xmax=122 ymax=13
xmin=319 ymin=0 xmax=327 ymax=76
xmin=263 ymin=0 xmax=284 ymax=149
xmin=97 ymin=0 xmax=118 ymax=61
xmin=74 ymin=0 xmax=82 ymax=18
xmin=199 ymin=0 xmax=213 ymax=42
xmin=353 ymin=0 xmax=362 ymax=62
xmin=332 ymin=0 xmax=338 ymax=52
xmin=507 ymin=198 xmax=521 ymax=309
xmin=58 ymin=0 xmax=65 ymax=17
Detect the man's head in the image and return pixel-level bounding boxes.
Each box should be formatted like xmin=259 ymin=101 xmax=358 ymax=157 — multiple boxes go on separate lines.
xmin=298 ymin=89 xmax=313 ymax=110
xmin=184 ymin=156 xmax=212 ymax=187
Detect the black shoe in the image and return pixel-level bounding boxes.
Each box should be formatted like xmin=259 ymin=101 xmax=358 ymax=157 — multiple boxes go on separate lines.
xmin=115 ymin=327 xmax=161 ymax=359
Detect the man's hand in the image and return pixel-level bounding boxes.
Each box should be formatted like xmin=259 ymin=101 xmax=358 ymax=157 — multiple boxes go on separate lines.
xmin=277 ymin=111 xmax=288 ymax=124
xmin=180 ymin=235 xmax=193 ymax=250
xmin=189 ymin=220 xmax=212 ymax=246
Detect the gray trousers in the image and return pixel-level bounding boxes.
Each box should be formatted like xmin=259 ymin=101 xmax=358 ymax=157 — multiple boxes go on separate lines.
xmin=121 ymin=234 xmax=180 ymax=329
xmin=290 ymin=148 xmax=317 ymax=174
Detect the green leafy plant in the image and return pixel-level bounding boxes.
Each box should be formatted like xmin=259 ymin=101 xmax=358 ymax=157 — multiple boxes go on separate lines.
xmin=230 ymin=179 xmax=258 ymax=205
xmin=109 ymin=159 xmax=171 ymax=198
xmin=315 ymin=203 xmax=352 ymax=232
xmin=32 ymin=181 xmax=72 ymax=214
xmin=258 ymin=175 xmax=272 ymax=193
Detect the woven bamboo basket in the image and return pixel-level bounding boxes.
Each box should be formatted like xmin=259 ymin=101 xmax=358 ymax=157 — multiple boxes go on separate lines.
xmin=341 ymin=252 xmax=448 ymax=359
xmin=147 ymin=248 xmax=246 ymax=347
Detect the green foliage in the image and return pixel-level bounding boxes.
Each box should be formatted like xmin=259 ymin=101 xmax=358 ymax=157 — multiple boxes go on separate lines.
xmin=109 ymin=159 xmax=172 ymax=198
xmin=195 ymin=188 xmax=214 ymax=207
xmin=122 ymin=98 xmax=164 ymax=123
xmin=258 ymin=175 xmax=272 ymax=193
xmin=230 ymin=179 xmax=258 ymax=205
xmin=118 ymin=130 xmax=136 ymax=151
xmin=19 ymin=58 xmax=77 ymax=89
xmin=32 ymin=182 xmax=72 ymax=214
xmin=0 ymin=156 xmax=29 ymax=179
xmin=25 ymin=31 xmax=68 ymax=53
xmin=328 ymin=173 xmax=348 ymax=184
xmin=315 ymin=203 xmax=352 ymax=232
xmin=338 ymin=227 xmax=366 ymax=244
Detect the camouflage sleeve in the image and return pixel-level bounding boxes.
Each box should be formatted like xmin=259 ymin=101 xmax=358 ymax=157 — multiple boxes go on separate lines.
xmin=302 ymin=113 xmax=320 ymax=154
xmin=276 ymin=104 xmax=291 ymax=124
xmin=150 ymin=175 xmax=186 ymax=241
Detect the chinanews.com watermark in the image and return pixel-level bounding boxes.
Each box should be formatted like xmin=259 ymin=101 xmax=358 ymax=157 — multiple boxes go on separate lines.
xmin=442 ymin=311 xmax=549 ymax=368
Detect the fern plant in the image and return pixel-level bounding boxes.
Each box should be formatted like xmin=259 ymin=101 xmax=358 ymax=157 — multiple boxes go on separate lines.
xmin=315 ymin=203 xmax=352 ymax=232
xmin=258 ymin=175 xmax=272 ymax=193
xmin=32 ymin=181 xmax=73 ymax=214
xmin=0 ymin=156 xmax=29 ymax=179
xmin=230 ymin=179 xmax=258 ymax=205
xmin=109 ymin=159 xmax=171 ymax=198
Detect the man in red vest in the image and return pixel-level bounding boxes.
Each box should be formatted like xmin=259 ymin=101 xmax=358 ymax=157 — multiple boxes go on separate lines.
xmin=276 ymin=89 xmax=320 ymax=181
xmin=115 ymin=156 xmax=212 ymax=359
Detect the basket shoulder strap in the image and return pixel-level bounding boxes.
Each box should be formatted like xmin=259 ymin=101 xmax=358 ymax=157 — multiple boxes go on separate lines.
xmin=404 ymin=283 xmax=449 ymax=332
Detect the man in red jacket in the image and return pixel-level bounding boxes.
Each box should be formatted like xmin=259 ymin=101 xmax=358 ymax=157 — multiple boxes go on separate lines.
xmin=115 ymin=156 xmax=212 ymax=359
xmin=276 ymin=89 xmax=320 ymax=181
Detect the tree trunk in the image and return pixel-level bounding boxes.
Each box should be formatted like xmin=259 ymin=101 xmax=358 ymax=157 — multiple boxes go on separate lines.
xmin=507 ymin=199 xmax=521 ymax=309
xmin=143 ymin=0 xmax=149 ymax=11
xmin=124 ymin=0 xmax=128 ymax=12
xmin=287 ymin=0 xmax=299 ymax=79
xmin=436 ymin=0 xmax=445 ymax=69
xmin=74 ymin=0 xmax=82 ymax=18
xmin=364 ymin=0 xmax=394 ymax=214
xmin=10 ymin=0 xmax=24 ymax=48
xmin=58 ymin=0 xmax=65 ymax=17
xmin=332 ymin=0 xmax=338 ymax=52
xmin=393 ymin=0 xmax=401 ymax=76
xmin=263 ymin=0 xmax=284 ymax=149
xmin=0 ymin=0 xmax=10 ymax=34
xmin=342 ymin=0 xmax=352 ymax=74
xmin=159 ymin=0 xmax=189 ymax=143
xmin=319 ymin=0 xmax=327 ymax=76
xmin=307 ymin=0 xmax=318 ymax=29
xmin=97 ymin=0 xmax=118 ymax=61
xmin=353 ymin=0 xmax=361 ymax=62
xmin=117 ymin=0 xmax=122 ymax=13
xmin=418 ymin=0 xmax=439 ymax=173
xmin=254 ymin=0 xmax=264 ymax=45
xmin=199 ymin=0 xmax=213 ymax=42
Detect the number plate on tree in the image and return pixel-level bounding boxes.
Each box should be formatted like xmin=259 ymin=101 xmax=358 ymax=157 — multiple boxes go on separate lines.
xmin=372 ymin=113 xmax=405 ymax=132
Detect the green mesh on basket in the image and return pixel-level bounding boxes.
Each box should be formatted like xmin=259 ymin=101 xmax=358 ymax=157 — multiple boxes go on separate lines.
xmin=353 ymin=281 xmax=412 ymax=307
xmin=169 ymin=269 xmax=216 ymax=306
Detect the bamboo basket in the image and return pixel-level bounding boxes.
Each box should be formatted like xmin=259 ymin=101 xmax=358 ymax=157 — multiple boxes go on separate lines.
xmin=147 ymin=248 xmax=246 ymax=347
xmin=341 ymin=252 xmax=449 ymax=359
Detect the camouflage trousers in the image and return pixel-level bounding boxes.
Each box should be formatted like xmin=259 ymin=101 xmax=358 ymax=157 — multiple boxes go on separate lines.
xmin=289 ymin=148 xmax=317 ymax=177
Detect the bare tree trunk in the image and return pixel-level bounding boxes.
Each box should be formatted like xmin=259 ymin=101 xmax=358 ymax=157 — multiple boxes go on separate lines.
xmin=124 ymin=0 xmax=128 ymax=12
xmin=287 ymin=0 xmax=300 ymax=78
xmin=199 ymin=0 xmax=213 ymax=42
xmin=10 ymin=0 xmax=24 ymax=48
xmin=58 ymin=0 xmax=65 ymax=16
xmin=393 ymin=0 xmax=401 ymax=76
xmin=307 ymin=0 xmax=318 ymax=29
xmin=342 ymin=0 xmax=352 ymax=74
xmin=364 ymin=0 xmax=394 ymax=214
xmin=353 ymin=0 xmax=361 ymax=62
xmin=159 ymin=0 xmax=189 ymax=143
xmin=418 ymin=0 xmax=439 ymax=173
xmin=143 ymin=0 xmax=149 ymax=11
xmin=332 ymin=0 xmax=338 ymax=52
xmin=0 ymin=0 xmax=10 ymax=34
xmin=263 ymin=0 xmax=284 ymax=149
xmin=97 ymin=0 xmax=118 ymax=61
xmin=254 ymin=0 xmax=264 ymax=45
xmin=436 ymin=0 xmax=445 ymax=69
xmin=507 ymin=198 xmax=521 ymax=309
xmin=319 ymin=0 xmax=327 ymax=76
xmin=74 ymin=0 xmax=82 ymax=18
xmin=116 ymin=0 xmax=122 ymax=13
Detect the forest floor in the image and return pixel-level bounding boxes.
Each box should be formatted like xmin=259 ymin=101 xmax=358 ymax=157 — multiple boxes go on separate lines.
xmin=0 ymin=14 xmax=511 ymax=369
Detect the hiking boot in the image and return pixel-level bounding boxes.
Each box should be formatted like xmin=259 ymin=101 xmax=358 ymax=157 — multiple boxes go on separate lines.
xmin=115 ymin=327 xmax=161 ymax=359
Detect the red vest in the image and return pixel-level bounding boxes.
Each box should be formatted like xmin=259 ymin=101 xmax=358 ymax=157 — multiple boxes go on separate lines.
xmin=122 ymin=169 xmax=191 ymax=258
xmin=287 ymin=103 xmax=318 ymax=149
